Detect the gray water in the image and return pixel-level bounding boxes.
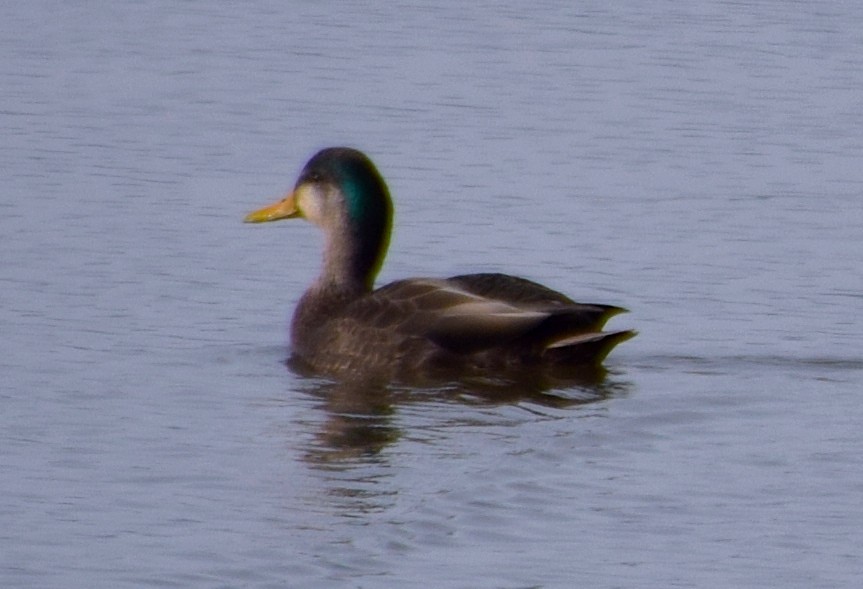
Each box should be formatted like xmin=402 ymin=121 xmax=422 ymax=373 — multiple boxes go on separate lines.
xmin=3 ymin=1 xmax=862 ymax=587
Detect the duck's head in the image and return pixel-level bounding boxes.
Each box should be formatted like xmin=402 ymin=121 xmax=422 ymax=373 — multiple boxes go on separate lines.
xmin=245 ymin=147 xmax=393 ymax=291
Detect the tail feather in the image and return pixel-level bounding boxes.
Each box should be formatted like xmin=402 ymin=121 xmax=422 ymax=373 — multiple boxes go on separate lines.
xmin=542 ymin=330 xmax=637 ymax=366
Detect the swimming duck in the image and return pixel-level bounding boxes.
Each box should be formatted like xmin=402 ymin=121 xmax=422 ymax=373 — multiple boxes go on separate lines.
xmin=245 ymin=147 xmax=634 ymax=380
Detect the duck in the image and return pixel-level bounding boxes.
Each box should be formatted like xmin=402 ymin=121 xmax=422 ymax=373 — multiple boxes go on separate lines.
xmin=245 ymin=147 xmax=634 ymax=381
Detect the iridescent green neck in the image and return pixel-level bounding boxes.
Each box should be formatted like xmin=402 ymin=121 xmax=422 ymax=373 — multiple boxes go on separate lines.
xmin=307 ymin=148 xmax=393 ymax=293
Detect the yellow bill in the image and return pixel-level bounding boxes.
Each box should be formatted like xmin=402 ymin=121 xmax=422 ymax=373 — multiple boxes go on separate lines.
xmin=244 ymin=192 xmax=300 ymax=223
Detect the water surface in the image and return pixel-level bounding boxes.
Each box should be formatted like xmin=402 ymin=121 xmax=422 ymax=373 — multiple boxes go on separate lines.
xmin=2 ymin=2 xmax=862 ymax=587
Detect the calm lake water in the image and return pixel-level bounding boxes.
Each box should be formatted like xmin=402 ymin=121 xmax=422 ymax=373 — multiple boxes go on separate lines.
xmin=3 ymin=1 xmax=862 ymax=587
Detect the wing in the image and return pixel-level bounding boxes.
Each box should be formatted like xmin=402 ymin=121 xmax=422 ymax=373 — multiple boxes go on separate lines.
xmin=360 ymin=278 xmax=546 ymax=352
xmin=356 ymin=274 xmax=626 ymax=354
xmin=445 ymin=272 xmax=628 ymax=344
xmin=447 ymin=272 xmax=577 ymax=306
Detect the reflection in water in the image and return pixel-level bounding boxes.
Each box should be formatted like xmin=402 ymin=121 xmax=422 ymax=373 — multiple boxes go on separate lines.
xmin=288 ymin=362 xmax=631 ymax=515
xmin=278 ymin=354 xmax=629 ymax=519
xmin=290 ymin=364 xmax=628 ymax=518
xmin=292 ymin=359 xmax=630 ymax=465
xmin=303 ymin=377 xmax=401 ymax=465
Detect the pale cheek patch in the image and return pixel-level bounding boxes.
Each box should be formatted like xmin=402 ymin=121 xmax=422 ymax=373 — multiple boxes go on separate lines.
xmin=296 ymin=185 xmax=324 ymax=225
